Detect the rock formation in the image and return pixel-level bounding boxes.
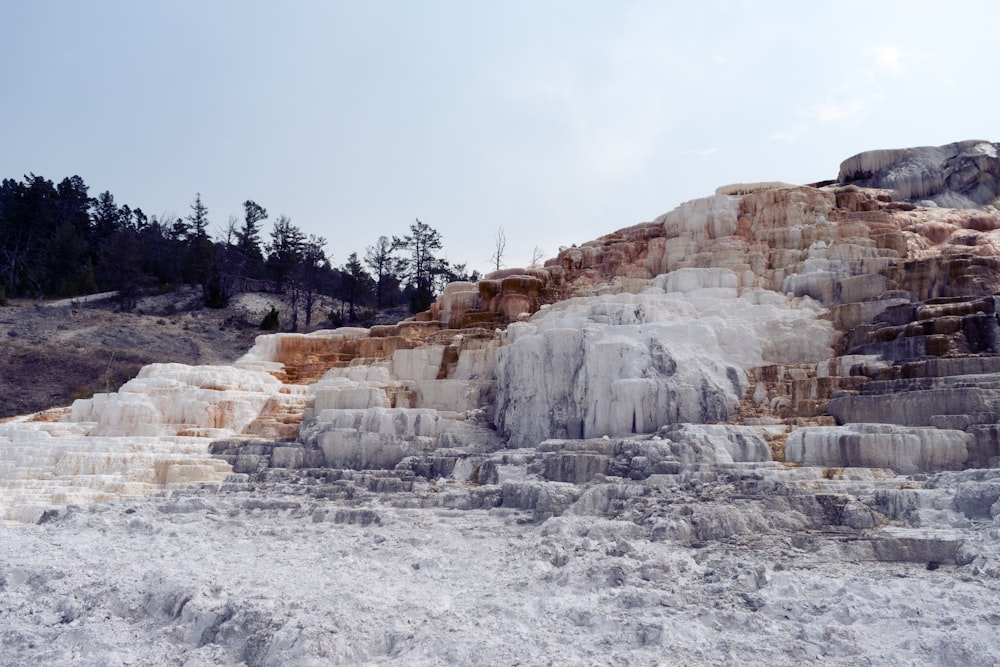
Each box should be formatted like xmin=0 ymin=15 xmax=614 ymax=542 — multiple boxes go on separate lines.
xmin=839 ymin=139 xmax=1000 ymax=209
xmin=5 ymin=140 xmax=1000 ymax=518
xmin=5 ymin=140 xmax=1000 ymax=664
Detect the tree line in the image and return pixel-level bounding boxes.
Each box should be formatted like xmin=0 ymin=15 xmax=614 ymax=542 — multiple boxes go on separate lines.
xmin=0 ymin=173 xmax=477 ymax=327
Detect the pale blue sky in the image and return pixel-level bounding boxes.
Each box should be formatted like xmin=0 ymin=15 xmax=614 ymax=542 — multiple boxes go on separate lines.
xmin=2 ymin=1 xmax=997 ymax=271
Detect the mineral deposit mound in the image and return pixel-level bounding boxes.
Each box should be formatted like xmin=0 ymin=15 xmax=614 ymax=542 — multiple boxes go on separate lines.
xmin=4 ymin=140 xmax=1000 ymax=666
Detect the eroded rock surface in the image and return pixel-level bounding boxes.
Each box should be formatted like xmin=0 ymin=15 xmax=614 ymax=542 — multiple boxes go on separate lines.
xmin=839 ymin=139 xmax=1000 ymax=209
xmin=5 ymin=141 xmax=1000 ymax=664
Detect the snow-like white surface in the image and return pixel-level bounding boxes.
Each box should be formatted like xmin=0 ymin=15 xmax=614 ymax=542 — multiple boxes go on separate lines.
xmin=69 ymin=363 xmax=291 ymax=436
xmin=2 ymin=481 xmax=999 ymax=666
xmin=0 ymin=422 xmax=231 ymax=523
xmin=0 ymin=362 xmax=305 ymax=523
xmin=496 ymin=271 xmax=834 ymax=447
xmin=787 ymin=423 xmax=973 ymax=473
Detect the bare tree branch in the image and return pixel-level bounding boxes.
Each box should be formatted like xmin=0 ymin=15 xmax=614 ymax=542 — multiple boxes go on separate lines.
xmin=490 ymin=226 xmax=506 ymax=272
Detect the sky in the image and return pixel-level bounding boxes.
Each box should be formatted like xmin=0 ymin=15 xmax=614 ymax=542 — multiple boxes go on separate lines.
xmin=2 ymin=0 xmax=999 ymax=272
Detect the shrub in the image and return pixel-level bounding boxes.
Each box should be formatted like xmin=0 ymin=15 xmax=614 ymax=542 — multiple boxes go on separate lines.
xmin=205 ymin=283 xmax=230 ymax=309
xmin=360 ymin=308 xmax=377 ymax=328
xmin=260 ymin=307 xmax=280 ymax=330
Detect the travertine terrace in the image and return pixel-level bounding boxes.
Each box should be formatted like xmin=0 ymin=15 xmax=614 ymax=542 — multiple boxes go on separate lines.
xmin=4 ymin=141 xmax=1000 ymax=665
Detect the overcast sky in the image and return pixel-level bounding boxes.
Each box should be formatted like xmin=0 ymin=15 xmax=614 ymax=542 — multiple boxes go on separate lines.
xmin=3 ymin=1 xmax=997 ymax=271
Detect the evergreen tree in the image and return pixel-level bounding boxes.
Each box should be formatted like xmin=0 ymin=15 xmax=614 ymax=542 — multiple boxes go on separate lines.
xmin=298 ymin=234 xmax=330 ymax=327
xmin=136 ymin=216 xmax=177 ymax=286
xmin=54 ymin=176 xmax=92 ymax=238
xmin=220 ymin=200 xmax=268 ymax=291
xmin=98 ymin=227 xmax=144 ymax=308
xmin=449 ymin=262 xmax=480 ymax=283
xmin=182 ymin=194 xmax=214 ymax=287
xmin=339 ymin=252 xmax=372 ymax=320
xmin=203 ymin=241 xmax=233 ymax=308
xmin=0 ymin=174 xmax=93 ymax=297
xmin=131 ymin=208 xmax=148 ymax=231
xmin=187 ymin=193 xmax=210 ymax=239
xmin=91 ymin=191 xmax=123 ymax=241
xmin=236 ymin=200 xmax=267 ymax=266
xmin=364 ymin=235 xmax=403 ymax=309
xmin=0 ymin=176 xmax=51 ymax=295
xmin=169 ymin=215 xmax=190 ymax=242
xmin=46 ymin=220 xmax=93 ymax=296
xmin=392 ymin=218 xmax=450 ymax=312
xmin=266 ymin=215 xmax=305 ymax=290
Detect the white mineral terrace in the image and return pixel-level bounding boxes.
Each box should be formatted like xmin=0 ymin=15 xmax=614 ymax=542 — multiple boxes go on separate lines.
xmin=5 ymin=155 xmax=1000 ymax=663
xmin=0 ymin=264 xmax=835 ymax=523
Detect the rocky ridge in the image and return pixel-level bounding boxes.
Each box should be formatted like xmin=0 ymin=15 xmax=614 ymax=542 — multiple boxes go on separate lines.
xmin=4 ymin=141 xmax=1000 ymax=665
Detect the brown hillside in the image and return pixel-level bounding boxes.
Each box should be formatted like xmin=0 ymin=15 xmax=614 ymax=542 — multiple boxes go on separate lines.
xmin=0 ymin=292 xmax=264 ymax=419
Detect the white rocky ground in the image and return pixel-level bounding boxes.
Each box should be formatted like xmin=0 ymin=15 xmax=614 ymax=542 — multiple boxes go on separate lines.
xmin=3 ymin=477 xmax=1000 ymax=667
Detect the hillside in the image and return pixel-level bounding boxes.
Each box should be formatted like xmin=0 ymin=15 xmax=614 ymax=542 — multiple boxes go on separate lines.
xmin=0 ymin=291 xmax=260 ymax=420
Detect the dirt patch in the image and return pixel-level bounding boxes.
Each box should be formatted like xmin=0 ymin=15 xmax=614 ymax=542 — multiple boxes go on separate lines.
xmin=0 ymin=340 xmax=148 ymax=418
xmin=0 ymin=293 xmax=259 ymax=419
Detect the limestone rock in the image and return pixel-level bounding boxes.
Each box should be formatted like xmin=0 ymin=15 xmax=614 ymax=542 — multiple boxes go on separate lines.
xmin=7 ymin=139 xmax=1000 ymax=545
xmin=494 ymin=272 xmax=833 ymax=447
xmin=786 ymin=424 xmax=971 ymax=474
xmin=839 ymin=140 xmax=1000 ymax=208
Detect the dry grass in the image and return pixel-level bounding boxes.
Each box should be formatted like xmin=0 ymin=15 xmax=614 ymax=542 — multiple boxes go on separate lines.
xmin=0 ymin=295 xmax=258 ymax=419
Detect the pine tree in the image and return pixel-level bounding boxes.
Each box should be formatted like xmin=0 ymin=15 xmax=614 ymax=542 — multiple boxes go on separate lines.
xmin=236 ymin=200 xmax=267 ymax=276
xmin=183 ymin=194 xmax=214 ymax=287
xmin=340 ymin=252 xmax=372 ymax=320
xmin=298 ymin=235 xmax=329 ymax=327
xmin=392 ymin=219 xmax=450 ymax=312
xmin=187 ymin=193 xmax=209 ymax=239
xmin=266 ymin=215 xmax=306 ymax=290
xmin=364 ymin=235 xmax=402 ymax=309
